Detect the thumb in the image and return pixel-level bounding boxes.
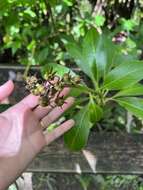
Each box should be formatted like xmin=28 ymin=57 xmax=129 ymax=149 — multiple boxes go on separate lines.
xmin=0 ymin=80 xmax=14 ymax=101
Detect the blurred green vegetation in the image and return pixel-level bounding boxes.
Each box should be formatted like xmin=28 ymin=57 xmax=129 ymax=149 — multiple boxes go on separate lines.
xmin=0 ymin=0 xmax=143 ymax=69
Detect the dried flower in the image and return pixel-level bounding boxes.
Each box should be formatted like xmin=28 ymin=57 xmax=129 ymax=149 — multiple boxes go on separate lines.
xmin=25 ymin=69 xmax=80 ymax=107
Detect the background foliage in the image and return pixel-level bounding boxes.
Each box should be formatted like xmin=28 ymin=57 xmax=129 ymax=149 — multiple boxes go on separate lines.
xmin=0 ymin=0 xmax=143 ymax=67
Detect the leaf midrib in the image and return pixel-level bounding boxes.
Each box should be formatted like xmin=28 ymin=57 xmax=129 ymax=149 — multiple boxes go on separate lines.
xmin=70 ymin=108 xmax=89 ymax=148
xmin=116 ymin=86 xmax=143 ymax=96
xmin=117 ymin=99 xmax=143 ymax=113
xmin=104 ymin=65 xmax=143 ymax=88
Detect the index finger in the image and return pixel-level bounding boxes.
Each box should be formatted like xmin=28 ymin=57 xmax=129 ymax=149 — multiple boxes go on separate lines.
xmin=18 ymin=94 xmax=39 ymax=109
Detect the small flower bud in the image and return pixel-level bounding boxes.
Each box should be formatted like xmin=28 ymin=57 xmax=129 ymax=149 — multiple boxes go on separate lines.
xmin=72 ymin=76 xmax=81 ymax=84
xmin=31 ymin=88 xmax=40 ymax=96
xmin=63 ymin=73 xmax=71 ymax=82
xmin=39 ymin=97 xmax=49 ymax=107
xmin=36 ymin=84 xmax=45 ymax=95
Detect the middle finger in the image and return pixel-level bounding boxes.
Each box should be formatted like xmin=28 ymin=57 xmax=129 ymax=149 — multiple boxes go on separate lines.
xmin=33 ymin=87 xmax=70 ymax=120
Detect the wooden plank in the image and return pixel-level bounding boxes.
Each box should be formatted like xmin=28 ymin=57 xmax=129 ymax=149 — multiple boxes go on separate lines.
xmin=28 ymin=132 xmax=143 ymax=174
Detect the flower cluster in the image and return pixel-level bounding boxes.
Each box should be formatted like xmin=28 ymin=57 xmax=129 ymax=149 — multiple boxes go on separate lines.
xmin=25 ymin=68 xmax=80 ymax=107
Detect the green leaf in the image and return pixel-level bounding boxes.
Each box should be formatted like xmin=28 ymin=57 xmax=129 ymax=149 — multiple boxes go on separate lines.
xmin=89 ymin=97 xmax=103 ymax=123
xmin=13 ymin=0 xmax=36 ymax=5
xmin=113 ymin=50 xmax=137 ymax=67
xmin=102 ymin=33 xmax=120 ymax=71
xmin=82 ymin=28 xmax=106 ymax=80
xmin=11 ymin=40 xmax=21 ymax=55
xmin=66 ymin=28 xmax=119 ymax=82
xmin=115 ymin=97 xmax=143 ymax=118
xmin=114 ymin=83 xmax=143 ymax=97
xmin=94 ymin=15 xmax=105 ymax=27
xmin=104 ymin=61 xmax=143 ymax=90
xmin=66 ymin=40 xmax=94 ymax=79
xmin=69 ymin=84 xmax=90 ymax=97
xmin=24 ymin=8 xmax=36 ymax=18
xmin=66 ymin=41 xmax=82 ymax=60
xmin=63 ymin=0 xmax=73 ymax=6
xmin=48 ymin=0 xmax=58 ymax=6
xmin=36 ymin=47 xmax=49 ymax=63
xmin=41 ymin=63 xmax=75 ymax=78
xmin=126 ymin=38 xmax=136 ymax=49
xmin=68 ymin=87 xmax=83 ymax=97
xmin=95 ymin=36 xmax=108 ymax=80
xmin=66 ymin=28 xmax=101 ymax=80
xmin=64 ymin=105 xmax=92 ymax=151
xmin=120 ymin=18 xmax=137 ymax=32
xmin=27 ymin=40 xmax=36 ymax=51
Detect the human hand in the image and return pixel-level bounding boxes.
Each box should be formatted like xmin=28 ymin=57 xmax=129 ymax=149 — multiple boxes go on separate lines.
xmin=0 ymin=80 xmax=74 ymax=189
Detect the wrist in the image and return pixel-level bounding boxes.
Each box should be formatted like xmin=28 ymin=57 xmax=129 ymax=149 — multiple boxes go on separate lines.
xmin=0 ymin=136 xmax=45 ymax=189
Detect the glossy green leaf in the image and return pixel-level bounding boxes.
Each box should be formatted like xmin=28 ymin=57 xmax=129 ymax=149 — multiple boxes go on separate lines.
xmin=115 ymin=97 xmax=143 ymax=118
xmin=41 ymin=63 xmax=75 ymax=78
xmin=89 ymin=97 xmax=103 ymax=123
xmin=102 ymin=34 xmax=120 ymax=71
xmin=64 ymin=105 xmax=93 ymax=151
xmin=66 ymin=40 xmax=93 ymax=78
xmin=104 ymin=61 xmax=143 ymax=90
xmin=66 ymin=28 xmax=101 ymax=80
xmin=36 ymin=47 xmax=49 ymax=63
xmin=66 ymin=28 xmax=119 ymax=82
xmin=69 ymin=85 xmax=90 ymax=97
xmin=92 ymin=37 xmax=107 ymax=80
xmin=66 ymin=41 xmax=82 ymax=60
xmin=82 ymin=28 xmax=106 ymax=80
xmin=68 ymin=87 xmax=83 ymax=97
xmin=113 ymin=51 xmax=138 ymax=67
xmin=115 ymin=83 xmax=143 ymax=97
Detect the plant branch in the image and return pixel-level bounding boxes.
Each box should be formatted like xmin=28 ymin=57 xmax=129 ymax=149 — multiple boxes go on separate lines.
xmin=45 ymin=0 xmax=56 ymax=32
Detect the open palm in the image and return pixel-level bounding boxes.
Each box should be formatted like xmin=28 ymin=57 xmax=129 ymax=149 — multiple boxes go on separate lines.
xmin=0 ymin=80 xmax=74 ymax=189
